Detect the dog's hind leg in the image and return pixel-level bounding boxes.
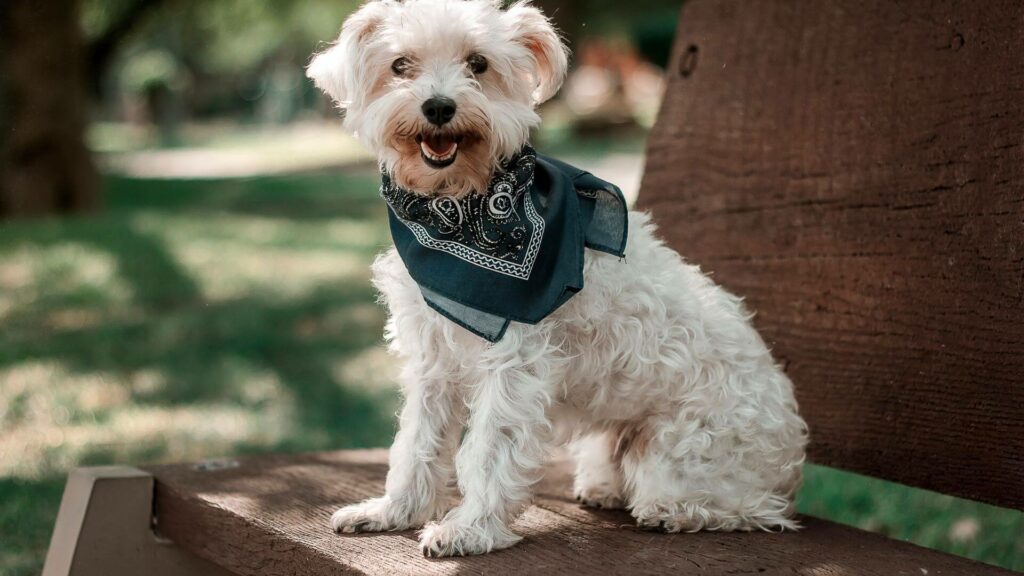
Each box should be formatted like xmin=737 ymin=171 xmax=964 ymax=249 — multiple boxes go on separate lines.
xmin=619 ymin=415 xmax=734 ymax=533
xmin=621 ymin=410 xmax=800 ymax=533
xmin=571 ymin=430 xmax=625 ymax=509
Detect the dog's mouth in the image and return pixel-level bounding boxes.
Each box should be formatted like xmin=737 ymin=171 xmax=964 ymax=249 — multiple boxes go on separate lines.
xmin=416 ymin=133 xmax=462 ymax=169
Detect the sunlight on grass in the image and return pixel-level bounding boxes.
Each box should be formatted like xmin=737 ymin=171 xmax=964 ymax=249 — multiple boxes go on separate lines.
xmin=0 ymin=243 xmax=135 ymax=324
xmin=95 ymin=121 xmax=374 ymax=178
xmin=175 ymin=239 xmax=370 ymax=300
xmin=332 ymin=346 xmax=400 ymax=393
xmin=131 ymin=212 xmax=384 ymax=301
xmin=0 ymin=361 xmax=297 ymax=479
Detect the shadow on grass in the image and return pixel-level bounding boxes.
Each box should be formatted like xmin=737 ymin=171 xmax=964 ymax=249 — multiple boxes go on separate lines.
xmin=0 ymin=218 xmax=202 ymax=310
xmin=103 ymin=170 xmax=384 ymax=222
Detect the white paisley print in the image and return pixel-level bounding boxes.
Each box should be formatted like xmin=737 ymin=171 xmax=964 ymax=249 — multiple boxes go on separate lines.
xmin=380 ymin=149 xmax=544 ymax=280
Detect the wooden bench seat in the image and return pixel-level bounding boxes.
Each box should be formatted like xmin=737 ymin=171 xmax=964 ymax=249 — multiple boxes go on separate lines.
xmin=44 ymin=450 xmax=1001 ymax=575
xmin=139 ymin=450 xmax=1013 ymax=576
xmin=42 ymin=0 xmax=1022 ymax=574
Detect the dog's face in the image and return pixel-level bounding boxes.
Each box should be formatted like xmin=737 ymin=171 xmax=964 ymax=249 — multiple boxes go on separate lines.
xmin=308 ymin=0 xmax=568 ymax=197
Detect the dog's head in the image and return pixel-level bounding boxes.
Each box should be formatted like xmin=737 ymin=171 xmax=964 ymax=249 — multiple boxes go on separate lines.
xmin=308 ymin=0 xmax=568 ymax=197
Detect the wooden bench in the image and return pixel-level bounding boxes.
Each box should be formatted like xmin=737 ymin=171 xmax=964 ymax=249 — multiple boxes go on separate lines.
xmin=43 ymin=1 xmax=1023 ymax=574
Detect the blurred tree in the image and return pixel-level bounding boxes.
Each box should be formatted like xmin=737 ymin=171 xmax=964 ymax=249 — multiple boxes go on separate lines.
xmin=535 ymin=0 xmax=582 ymax=50
xmin=85 ymin=0 xmax=168 ymax=97
xmin=0 ymin=0 xmax=99 ymax=217
xmin=86 ymin=0 xmax=360 ymax=123
xmin=536 ymin=0 xmax=682 ymax=64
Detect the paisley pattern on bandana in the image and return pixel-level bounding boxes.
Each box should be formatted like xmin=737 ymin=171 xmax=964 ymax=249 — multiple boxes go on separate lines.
xmin=381 ymin=147 xmax=544 ymax=280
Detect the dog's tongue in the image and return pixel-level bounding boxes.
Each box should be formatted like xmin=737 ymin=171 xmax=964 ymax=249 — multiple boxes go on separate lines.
xmin=424 ymin=134 xmax=457 ymax=156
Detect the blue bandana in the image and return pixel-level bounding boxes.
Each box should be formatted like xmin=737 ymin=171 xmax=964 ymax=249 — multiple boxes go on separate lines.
xmin=381 ymin=145 xmax=628 ymax=342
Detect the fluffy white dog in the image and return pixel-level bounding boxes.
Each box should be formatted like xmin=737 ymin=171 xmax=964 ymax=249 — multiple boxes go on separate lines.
xmin=308 ymin=0 xmax=807 ymax=558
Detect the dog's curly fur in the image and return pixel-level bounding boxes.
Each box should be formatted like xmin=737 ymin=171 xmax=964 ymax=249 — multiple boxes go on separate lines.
xmin=309 ymin=0 xmax=808 ymax=557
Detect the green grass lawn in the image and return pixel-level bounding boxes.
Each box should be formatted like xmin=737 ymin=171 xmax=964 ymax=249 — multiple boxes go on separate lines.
xmin=0 ymin=169 xmax=1020 ymax=574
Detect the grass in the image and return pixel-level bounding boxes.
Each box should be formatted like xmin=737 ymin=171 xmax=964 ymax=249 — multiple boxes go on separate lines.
xmin=800 ymin=466 xmax=1022 ymax=568
xmin=0 ymin=169 xmax=399 ymax=575
xmin=0 ymin=166 xmax=1021 ymax=574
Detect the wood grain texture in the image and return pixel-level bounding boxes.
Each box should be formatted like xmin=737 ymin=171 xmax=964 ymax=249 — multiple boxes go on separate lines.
xmin=637 ymin=0 xmax=1024 ymax=510
xmin=145 ymin=450 xmax=1013 ymax=576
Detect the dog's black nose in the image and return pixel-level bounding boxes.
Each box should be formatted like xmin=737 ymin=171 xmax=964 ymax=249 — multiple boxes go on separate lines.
xmin=422 ymin=97 xmax=457 ymax=126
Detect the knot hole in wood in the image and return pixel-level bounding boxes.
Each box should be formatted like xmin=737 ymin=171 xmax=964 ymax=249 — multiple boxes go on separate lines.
xmin=950 ymin=32 xmax=965 ymax=51
xmin=679 ymin=44 xmax=699 ymax=78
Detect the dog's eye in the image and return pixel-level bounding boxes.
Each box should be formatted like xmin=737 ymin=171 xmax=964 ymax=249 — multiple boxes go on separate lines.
xmin=467 ymin=53 xmax=488 ymax=75
xmin=391 ymin=57 xmax=412 ymax=76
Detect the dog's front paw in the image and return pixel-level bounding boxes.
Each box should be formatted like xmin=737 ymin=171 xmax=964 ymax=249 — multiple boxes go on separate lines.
xmin=419 ymin=514 xmax=521 ymax=557
xmin=331 ymin=496 xmax=426 ymax=533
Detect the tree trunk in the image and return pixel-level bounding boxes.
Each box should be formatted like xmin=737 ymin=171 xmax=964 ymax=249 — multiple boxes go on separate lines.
xmin=1 ymin=0 xmax=99 ymax=218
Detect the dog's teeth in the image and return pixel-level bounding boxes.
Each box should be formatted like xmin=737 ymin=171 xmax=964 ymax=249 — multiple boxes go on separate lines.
xmin=420 ymin=140 xmax=458 ymax=163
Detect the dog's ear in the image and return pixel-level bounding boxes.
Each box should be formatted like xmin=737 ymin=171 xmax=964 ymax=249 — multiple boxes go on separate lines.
xmin=503 ymin=2 xmax=569 ymax=105
xmin=307 ymin=1 xmax=389 ymax=109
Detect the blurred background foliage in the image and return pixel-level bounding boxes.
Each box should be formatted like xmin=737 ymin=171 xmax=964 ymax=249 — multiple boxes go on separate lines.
xmin=82 ymin=0 xmax=361 ymax=123
xmin=79 ymin=0 xmax=676 ymax=132
xmin=0 ymin=1 xmax=1020 ymax=575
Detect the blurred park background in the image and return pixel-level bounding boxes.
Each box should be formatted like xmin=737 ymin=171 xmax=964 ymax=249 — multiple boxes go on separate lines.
xmin=0 ymin=1 xmax=1020 ymax=574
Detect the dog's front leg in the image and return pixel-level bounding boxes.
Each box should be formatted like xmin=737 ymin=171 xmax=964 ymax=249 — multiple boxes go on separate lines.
xmin=331 ymin=360 xmax=463 ymax=533
xmin=419 ymin=355 xmax=551 ymax=557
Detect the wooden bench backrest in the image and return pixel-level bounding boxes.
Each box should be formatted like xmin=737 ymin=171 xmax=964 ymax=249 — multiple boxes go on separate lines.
xmin=637 ymin=0 xmax=1024 ymax=510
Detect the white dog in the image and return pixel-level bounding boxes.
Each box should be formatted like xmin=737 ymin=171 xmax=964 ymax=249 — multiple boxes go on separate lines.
xmin=308 ymin=0 xmax=807 ymax=558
